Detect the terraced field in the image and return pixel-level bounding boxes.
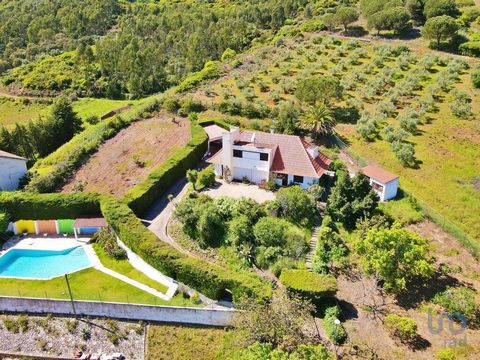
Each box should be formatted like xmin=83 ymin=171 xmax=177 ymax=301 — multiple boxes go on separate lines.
xmin=182 ymin=33 xmax=480 ymax=245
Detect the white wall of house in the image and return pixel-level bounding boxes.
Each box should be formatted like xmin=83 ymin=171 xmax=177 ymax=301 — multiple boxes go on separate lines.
xmin=274 ymin=174 xmax=319 ymax=189
xmin=0 ymin=157 xmax=27 ymax=191
xmin=369 ymin=178 xmax=398 ymax=201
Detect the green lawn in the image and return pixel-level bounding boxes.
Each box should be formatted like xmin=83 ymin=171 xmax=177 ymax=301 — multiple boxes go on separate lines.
xmin=0 ymin=96 xmax=49 ymax=127
xmin=73 ymin=97 xmax=141 ymax=120
xmin=0 ymin=268 xmax=196 ymax=307
xmin=147 ymin=325 xmax=233 ymax=360
xmin=378 ymin=189 xmax=425 ymax=225
xmin=92 ymin=243 xmax=169 ymax=294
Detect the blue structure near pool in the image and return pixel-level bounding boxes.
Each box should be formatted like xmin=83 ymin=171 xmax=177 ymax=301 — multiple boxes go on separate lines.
xmin=73 ymin=218 xmax=107 ymax=238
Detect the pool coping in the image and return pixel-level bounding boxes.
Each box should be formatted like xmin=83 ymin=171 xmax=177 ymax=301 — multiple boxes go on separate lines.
xmin=0 ymin=245 xmax=94 ymax=281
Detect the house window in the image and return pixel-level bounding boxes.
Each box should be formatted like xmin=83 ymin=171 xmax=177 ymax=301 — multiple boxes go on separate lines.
xmin=260 ymin=153 xmax=268 ymax=161
xmin=293 ymin=175 xmax=304 ymax=184
xmin=233 ymin=150 xmax=243 ymax=158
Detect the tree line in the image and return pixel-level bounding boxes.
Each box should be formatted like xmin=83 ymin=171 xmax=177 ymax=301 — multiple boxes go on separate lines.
xmin=0 ymin=97 xmax=82 ymax=162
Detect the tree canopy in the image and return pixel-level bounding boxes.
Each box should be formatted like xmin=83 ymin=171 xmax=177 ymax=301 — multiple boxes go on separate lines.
xmin=421 ymin=15 xmax=459 ymax=46
xmin=355 ymin=227 xmax=434 ymax=293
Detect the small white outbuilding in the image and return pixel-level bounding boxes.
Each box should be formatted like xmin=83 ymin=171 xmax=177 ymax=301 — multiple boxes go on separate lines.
xmin=362 ymin=165 xmax=399 ymax=201
xmin=0 ymin=150 xmax=27 ymax=191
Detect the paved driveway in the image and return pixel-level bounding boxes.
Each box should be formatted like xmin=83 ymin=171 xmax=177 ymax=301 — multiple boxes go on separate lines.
xmin=202 ymin=179 xmax=275 ymax=203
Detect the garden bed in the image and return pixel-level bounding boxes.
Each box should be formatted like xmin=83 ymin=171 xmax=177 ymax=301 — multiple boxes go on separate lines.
xmin=60 ymin=114 xmax=190 ymax=197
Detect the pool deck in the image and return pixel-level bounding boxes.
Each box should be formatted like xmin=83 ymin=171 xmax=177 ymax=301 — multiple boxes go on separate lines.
xmin=1 ymin=235 xmax=90 ymax=254
xmin=0 ymin=235 xmax=176 ymax=301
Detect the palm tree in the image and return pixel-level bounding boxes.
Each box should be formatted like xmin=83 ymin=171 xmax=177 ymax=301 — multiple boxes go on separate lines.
xmin=299 ymin=103 xmax=336 ymax=142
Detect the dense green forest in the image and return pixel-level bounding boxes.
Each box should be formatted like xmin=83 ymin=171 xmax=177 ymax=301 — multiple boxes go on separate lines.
xmin=0 ymin=0 xmax=310 ymax=99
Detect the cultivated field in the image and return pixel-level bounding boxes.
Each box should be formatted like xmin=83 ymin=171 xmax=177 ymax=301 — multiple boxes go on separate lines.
xmin=185 ymin=33 xmax=480 ymax=245
xmin=61 ymin=114 xmax=190 ymax=197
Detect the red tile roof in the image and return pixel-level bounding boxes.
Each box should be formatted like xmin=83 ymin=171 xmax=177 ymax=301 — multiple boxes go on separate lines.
xmin=0 ymin=150 xmax=26 ymax=161
xmin=362 ymin=165 xmax=398 ymax=184
xmin=206 ymin=130 xmax=331 ymax=178
xmin=73 ymin=218 xmax=107 ymax=228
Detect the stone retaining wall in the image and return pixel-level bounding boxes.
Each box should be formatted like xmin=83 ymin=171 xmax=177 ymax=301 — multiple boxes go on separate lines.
xmin=0 ymin=296 xmax=234 ymax=326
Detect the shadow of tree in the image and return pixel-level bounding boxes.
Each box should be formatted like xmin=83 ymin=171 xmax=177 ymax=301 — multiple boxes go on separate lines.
xmin=395 ymin=272 xmax=460 ymax=310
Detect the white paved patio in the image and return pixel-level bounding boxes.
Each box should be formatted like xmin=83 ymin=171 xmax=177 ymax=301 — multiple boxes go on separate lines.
xmin=202 ymin=179 xmax=275 ymax=203
xmin=1 ymin=235 xmax=90 ymax=254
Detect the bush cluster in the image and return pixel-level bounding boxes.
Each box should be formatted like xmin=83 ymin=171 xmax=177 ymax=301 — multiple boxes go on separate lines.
xmin=92 ymin=228 xmax=127 ymax=260
xmin=323 ymin=305 xmax=348 ymax=345
xmin=384 ymin=314 xmax=418 ymax=343
xmin=101 ymin=196 xmax=270 ymax=302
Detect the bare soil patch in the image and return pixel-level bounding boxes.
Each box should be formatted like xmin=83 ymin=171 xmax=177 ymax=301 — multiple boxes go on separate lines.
xmin=61 ymin=114 xmax=190 ymax=197
xmin=0 ymin=314 xmax=145 ymax=359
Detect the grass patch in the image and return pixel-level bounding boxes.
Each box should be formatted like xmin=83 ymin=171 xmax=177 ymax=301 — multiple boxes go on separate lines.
xmin=0 ymin=97 xmax=49 ymax=127
xmin=92 ymin=243 xmax=168 ymax=294
xmin=0 ymin=268 xmax=195 ymax=307
xmin=73 ymin=98 xmax=140 ymax=120
xmin=379 ymin=189 xmax=424 ymax=225
xmin=147 ymin=324 xmax=231 ymax=360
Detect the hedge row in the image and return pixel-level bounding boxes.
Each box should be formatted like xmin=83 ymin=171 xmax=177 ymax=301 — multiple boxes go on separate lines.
xmin=101 ymin=197 xmax=271 ymax=302
xmin=0 ymin=192 xmax=101 ymax=221
xmin=26 ymin=98 xmax=162 ymax=193
xmin=280 ymin=269 xmax=337 ymax=301
xmin=123 ymin=118 xmax=231 ymax=215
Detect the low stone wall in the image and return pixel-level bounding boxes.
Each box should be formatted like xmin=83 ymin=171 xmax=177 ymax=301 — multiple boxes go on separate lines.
xmin=0 ymin=297 xmax=234 ymax=326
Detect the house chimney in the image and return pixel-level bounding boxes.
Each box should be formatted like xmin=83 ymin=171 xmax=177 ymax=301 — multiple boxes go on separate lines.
xmin=222 ymin=127 xmax=239 ymax=177
xmin=307 ymin=146 xmax=319 ymax=159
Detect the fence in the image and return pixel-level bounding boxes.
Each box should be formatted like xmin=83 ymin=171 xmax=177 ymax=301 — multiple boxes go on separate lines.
xmin=0 ymin=296 xmax=234 ymax=326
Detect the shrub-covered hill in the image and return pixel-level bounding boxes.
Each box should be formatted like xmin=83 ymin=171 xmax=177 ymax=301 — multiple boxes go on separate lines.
xmin=0 ymin=0 xmax=313 ymax=99
xmin=171 ymin=32 xmax=480 ymax=246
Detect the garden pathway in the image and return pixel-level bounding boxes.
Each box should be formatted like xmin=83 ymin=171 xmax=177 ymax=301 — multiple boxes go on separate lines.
xmin=305 ymin=227 xmax=320 ymax=271
xmin=83 ymin=245 xmax=171 ymax=301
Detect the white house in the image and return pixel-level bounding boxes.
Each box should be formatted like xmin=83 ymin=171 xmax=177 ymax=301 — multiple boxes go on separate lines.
xmin=0 ymin=150 xmax=27 ymax=191
xmin=206 ymin=127 xmax=331 ymax=189
xmin=362 ymin=165 xmax=399 ymax=201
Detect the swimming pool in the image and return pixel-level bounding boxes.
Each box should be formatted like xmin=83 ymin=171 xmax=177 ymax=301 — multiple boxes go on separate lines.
xmin=0 ymin=246 xmax=92 ymax=279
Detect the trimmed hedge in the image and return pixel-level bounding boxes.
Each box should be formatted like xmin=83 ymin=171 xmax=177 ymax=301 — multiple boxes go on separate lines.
xmin=101 ymin=197 xmax=271 ymax=302
xmin=123 ymin=118 xmax=231 ymax=215
xmin=459 ymin=41 xmax=480 ymax=57
xmin=0 ymin=192 xmax=101 ymax=220
xmin=122 ymin=121 xmax=208 ymax=215
xmin=280 ymin=269 xmax=337 ymax=300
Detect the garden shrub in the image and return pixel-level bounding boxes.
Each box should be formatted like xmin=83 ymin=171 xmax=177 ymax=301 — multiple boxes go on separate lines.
xmin=432 ymin=286 xmax=480 ymax=325
xmin=272 ymin=186 xmax=317 ymax=226
xmin=196 ymin=165 xmax=216 ymax=190
xmin=0 ymin=192 xmax=101 ymax=220
xmin=312 ymin=216 xmax=348 ymax=274
xmin=92 ymin=228 xmax=127 ymax=260
xmin=0 ymin=211 xmax=9 ymax=232
xmin=101 ymin=197 xmax=270 ymax=302
xmin=253 ymin=217 xmax=290 ymax=247
xmin=280 ymin=269 xmax=337 ymax=301
xmin=323 ymin=305 xmax=347 ymax=345
xmin=384 ymin=314 xmax=418 ymax=343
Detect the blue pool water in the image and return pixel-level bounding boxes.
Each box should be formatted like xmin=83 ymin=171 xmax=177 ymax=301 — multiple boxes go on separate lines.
xmin=0 ymin=247 xmax=92 ymax=279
